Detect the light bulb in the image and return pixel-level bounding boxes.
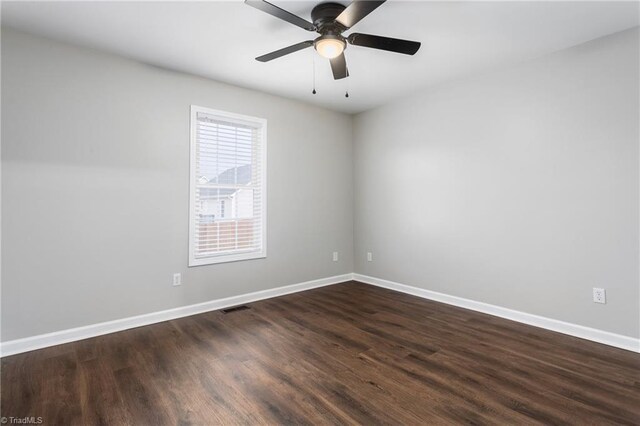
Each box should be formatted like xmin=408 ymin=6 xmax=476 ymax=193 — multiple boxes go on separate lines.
xmin=315 ymin=37 xmax=345 ymax=59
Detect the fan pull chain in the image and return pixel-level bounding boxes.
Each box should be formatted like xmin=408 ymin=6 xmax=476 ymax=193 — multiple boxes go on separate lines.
xmin=312 ymin=57 xmax=317 ymax=95
xmin=345 ymin=72 xmax=349 ymax=98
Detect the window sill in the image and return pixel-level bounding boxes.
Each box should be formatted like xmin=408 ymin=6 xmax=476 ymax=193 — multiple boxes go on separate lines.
xmin=188 ymin=251 xmax=266 ymax=267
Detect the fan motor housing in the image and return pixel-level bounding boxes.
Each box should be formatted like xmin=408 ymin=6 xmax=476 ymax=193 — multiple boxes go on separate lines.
xmin=311 ymin=2 xmax=347 ymax=32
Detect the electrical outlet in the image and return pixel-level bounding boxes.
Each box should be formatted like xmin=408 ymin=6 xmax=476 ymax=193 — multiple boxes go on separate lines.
xmin=333 ymin=251 xmax=339 ymax=262
xmin=367 ymin=252 xmax=373 ymax=262
xmin=593 ymin=288 xmax=606 ymax=304
xmin=173 ymin=273 xmax=182 ymax=287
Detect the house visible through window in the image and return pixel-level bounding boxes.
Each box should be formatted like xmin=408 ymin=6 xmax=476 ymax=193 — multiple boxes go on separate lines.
xmin=189 ymin=106 xmax=266 ymax=266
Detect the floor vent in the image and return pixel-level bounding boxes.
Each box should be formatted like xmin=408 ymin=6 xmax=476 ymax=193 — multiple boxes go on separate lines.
xmin=221 ymin=305 xmax=251 ymax=314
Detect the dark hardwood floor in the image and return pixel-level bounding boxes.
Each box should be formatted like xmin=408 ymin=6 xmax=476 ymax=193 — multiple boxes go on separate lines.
xmin=2 ymin=281 xmax=639 ymax=425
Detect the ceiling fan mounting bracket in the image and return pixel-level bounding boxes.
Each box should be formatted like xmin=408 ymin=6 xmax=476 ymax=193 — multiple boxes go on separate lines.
xmin=311 ymin=2 xmax=347 ymax=33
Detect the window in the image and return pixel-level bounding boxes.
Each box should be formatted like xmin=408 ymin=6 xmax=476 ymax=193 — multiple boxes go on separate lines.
xmin=189 ymin=105 xmax=266 ymax=266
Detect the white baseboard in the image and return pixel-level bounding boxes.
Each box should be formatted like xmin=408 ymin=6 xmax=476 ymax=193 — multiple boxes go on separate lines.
xmin=3 ymin=272 xmax=638 ymax=356
xmin=0 ymin=273 xmax=353 ymax=357
xmin=353 ymin=273 xmax=640 ymax=353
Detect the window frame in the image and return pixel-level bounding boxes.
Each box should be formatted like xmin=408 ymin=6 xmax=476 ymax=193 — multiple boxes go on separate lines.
xmin=188 ymin=105 xmax=267 ymax=267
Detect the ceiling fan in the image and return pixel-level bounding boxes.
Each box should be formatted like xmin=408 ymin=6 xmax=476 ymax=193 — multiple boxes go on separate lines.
xmin=245 ymin=0 xmax=421 ymax=80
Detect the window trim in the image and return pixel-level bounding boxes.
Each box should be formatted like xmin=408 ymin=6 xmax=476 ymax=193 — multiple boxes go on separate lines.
xmin=188 ymin=105 xmax=267 ymax=267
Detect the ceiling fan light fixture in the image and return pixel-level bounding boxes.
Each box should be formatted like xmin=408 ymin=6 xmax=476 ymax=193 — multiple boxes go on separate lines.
xmin=314 ymin=36 xmax=346 ymax=59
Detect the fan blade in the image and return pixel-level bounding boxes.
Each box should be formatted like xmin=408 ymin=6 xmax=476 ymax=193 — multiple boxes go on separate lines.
xmin=336 ymin=1 xmax=385 ymax=29
xmin=256 ymin=41 xmax=314 ymax=62
xmin=245 ymin=0 xmax=315 ymax=31
xmin=348 ymin=33 xmax=421 ymax=55
xmin=330 ymin=53 xmax=348 ymax=80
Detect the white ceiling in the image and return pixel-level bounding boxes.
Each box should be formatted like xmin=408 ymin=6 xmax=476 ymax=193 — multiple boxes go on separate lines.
xmin=2 ymin=1 xmax=638 ymax=114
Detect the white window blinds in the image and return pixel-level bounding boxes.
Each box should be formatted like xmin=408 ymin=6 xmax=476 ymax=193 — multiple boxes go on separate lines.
xmin=189 ymin=106 xmax=267 ymax=266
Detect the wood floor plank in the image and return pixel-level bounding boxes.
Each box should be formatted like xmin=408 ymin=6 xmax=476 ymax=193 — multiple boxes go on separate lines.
xmin=2 ymin=281 xmax=639 ymax=425
xmin=78 ymin=357 xmax=132 ymax=426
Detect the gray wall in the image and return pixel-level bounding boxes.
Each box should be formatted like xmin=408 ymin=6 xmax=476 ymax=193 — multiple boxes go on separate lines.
xmin=353 ymin=28 xmax=639 ymax=338
xmin=3 ymin=26 xmax=638 ymax=343
xmin=1 ymin=29 xmax=354 ymax=341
